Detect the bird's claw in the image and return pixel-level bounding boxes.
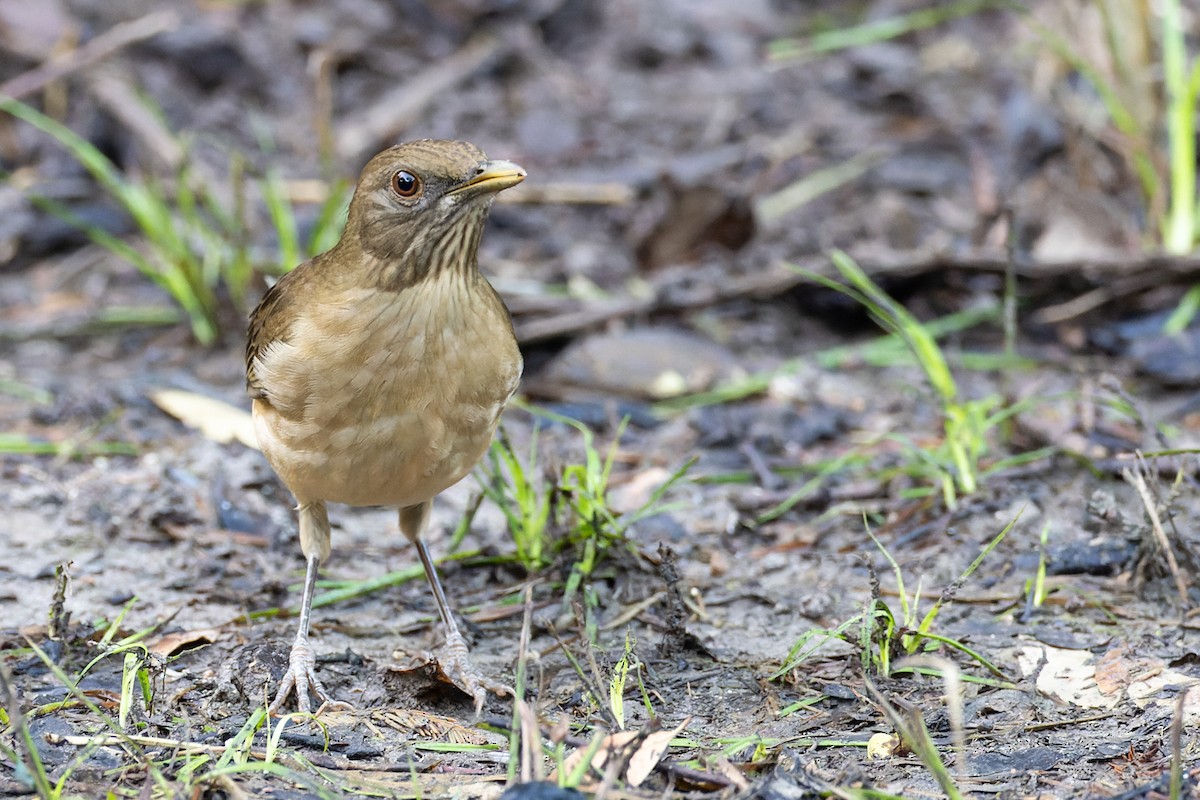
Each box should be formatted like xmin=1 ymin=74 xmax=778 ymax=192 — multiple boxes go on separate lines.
xmin=269 ymin=636 xmax=332 ymax=716
xmin=437 ymin=627 xmax=513 ymax=716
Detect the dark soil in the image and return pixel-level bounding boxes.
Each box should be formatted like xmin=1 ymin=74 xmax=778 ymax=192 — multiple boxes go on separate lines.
xmin=3 ymin=1 xmax=1200 ymax=798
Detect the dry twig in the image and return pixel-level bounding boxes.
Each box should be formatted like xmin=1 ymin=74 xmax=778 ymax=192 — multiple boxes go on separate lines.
xmin=1124 ymin=460 xmax=1190 ymax=609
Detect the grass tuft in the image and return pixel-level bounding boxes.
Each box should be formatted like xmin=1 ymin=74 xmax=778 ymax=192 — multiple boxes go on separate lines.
xmin=480 ymin=404 xmax=693 ymax=614
xmin=791 ymin=251 xmax=1029 ymax=508
xmin=774 ymin=514 xmax=1019 ymax=685
xmin=0 ymin=95 xmax=350 ymax=344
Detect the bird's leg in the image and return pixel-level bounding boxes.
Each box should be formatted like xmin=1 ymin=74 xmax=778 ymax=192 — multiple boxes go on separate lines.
xmin=401 ymin=502 xmax=511 ymax=714
xmin=269 ymin=502 xmax=334 ymax=716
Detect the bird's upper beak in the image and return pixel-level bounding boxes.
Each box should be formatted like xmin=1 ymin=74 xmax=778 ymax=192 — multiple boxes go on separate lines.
xmin=450 ymin=159 xmax=526 ymax=196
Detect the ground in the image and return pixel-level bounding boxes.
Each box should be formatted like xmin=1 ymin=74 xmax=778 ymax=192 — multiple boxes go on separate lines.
xmin=2 ymin=0 xmax=1200 ymax=798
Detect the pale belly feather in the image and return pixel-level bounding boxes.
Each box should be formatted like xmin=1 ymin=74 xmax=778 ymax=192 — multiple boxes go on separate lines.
xmin=252 ymin=280 xmax=521 ymax=509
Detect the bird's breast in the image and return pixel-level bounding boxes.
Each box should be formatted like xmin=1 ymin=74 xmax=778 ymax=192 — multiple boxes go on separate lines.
xmin=252 ymin=276 xmax=521 ymax=508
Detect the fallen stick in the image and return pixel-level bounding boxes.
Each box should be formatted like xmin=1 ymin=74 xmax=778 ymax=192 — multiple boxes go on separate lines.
xmin=512 ymin=263 xmax=814 ymax=343
xmin=513 ymin=250 xmax=1200 ymax=343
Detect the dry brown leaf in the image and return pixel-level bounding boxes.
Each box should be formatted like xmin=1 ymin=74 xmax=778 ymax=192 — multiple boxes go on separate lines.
xmin=1019 ymin=644 xmax=1114 ymax=710
xmin=149 ymin=388 xmax=258 ymax=449
xmin=625 ymin=719 xmax=689 ymax=788
xmin=591 ymin=729 xmax=639 ymax=772
xmin=711 ymin=755 xmax=750 ymax=792
xmin=608 ymin=467 xmax=672 ymax=514
xmin=556 ymin=729 xmax=639 ymax=781
xmin=1019 ymin=643 xmax=1198 ymax=718
xmin=148 ymin=628 xmax=223 ymax=657
xmin=1093 ymin=646 xmax=1144 ymax=695
xmin=373 ymin=707 xmax=486 ymax=744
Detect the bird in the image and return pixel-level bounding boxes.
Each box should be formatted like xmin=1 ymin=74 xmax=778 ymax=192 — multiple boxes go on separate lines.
xmin=245 ymin=139 xmax=526 ymax=715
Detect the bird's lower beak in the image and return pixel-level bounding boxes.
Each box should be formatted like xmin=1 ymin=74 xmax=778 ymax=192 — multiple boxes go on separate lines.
xmin=452 ymin=159 xmax=526 ymax=195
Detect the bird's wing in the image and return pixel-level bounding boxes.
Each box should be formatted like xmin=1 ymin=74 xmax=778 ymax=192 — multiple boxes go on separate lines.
xmin=245 ymin=270 xmax=300 ymax=403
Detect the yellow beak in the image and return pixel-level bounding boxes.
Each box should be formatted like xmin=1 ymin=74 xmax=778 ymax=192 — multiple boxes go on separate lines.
xmin=451 ymin=159 xmax=526 ymax=195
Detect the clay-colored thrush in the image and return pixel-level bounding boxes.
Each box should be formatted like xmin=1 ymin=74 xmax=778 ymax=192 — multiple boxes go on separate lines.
xmin=246 ymin=139 xmax=525 ymax=714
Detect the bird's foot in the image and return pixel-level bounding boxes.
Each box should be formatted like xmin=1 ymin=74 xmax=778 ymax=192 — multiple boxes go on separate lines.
xmin=436 ymin=626 xmax=513 ymax=716
xmin=269 ymin=636 xmax=347 ymax=716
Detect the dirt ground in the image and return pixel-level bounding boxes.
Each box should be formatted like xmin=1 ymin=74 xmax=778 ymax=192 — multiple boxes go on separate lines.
xmin=3 ymin=1 xmax=1200 ymax=798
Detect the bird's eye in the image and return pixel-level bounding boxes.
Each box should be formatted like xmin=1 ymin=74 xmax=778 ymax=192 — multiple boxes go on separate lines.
xmin=391 ymin=170 xmax=421 ymax=198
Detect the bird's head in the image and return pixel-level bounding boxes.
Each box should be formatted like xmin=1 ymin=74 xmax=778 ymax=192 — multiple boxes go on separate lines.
xmin=344 ymin=139 xmax=525 ymax=287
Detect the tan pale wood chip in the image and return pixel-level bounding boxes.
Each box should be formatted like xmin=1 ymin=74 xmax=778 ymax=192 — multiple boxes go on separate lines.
xmin=149 ymin=388 xmax=258 ymax=450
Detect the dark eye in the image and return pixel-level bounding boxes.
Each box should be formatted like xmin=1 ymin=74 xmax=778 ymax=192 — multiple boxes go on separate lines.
xmin=391 ymin=170 xmax=421 ymax=198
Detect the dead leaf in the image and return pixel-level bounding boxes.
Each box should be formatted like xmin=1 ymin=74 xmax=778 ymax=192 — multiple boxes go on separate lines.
xmin=149 ymin=388 xmax=258 ymax=449
xmin=710 ymin=755 xmax=750 ymax=792
xmin=626 ymin=719 xmax=689 ymax=788
xmin=591 ymin=729 xmax=639 ymax=772
xmin=148 ymin=628 xmax=222 ymax=657
xmin=556 ymin=729 xmax=639 ymax=781
xmin=373 ymin=708 xmax=485 ymax=744
xmin=1019 ymin=644 xmax=1115 ymax=710
xmin=1093 ymin=645 xmax=1148 ymax=695
xmin=1019 ymin=643 xmax=1200 ymax=722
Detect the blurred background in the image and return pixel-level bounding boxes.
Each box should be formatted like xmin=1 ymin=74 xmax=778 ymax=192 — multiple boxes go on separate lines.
xmin=3 ymin=1 xmax=1200 ymax=796
xmin=2 ymin=0 xmax=1182 ymax=369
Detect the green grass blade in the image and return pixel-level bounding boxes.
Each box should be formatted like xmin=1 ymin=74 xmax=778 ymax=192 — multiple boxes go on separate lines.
xmin=306 ymin=179 xmax=350 ymax=258
xmin=262 ymin=170 xmax=301 ymax=271
xmin=1 ymin=96 xmax=221 ymax=344
xmin=756 ymin=447 xmax=862 ymax=524
xmin=831 ymin=250 xmax=958 ymax=403
xmin=915 ymin=512 xmax=1019 ymax=638
xmin=0 ymin=95 xmax=128 ymax=198
xmin=768 ymin=0 xmax=1006 ymax=62
xmin=755 ymin=150 xmax=884 ymax=223
xmin=1161 ymin=0 xmax=1195 ymax=256
xmin=900 ymin=630 xmax=1013 ymax=682
xmin=772 ymin=615 xmax=863 ymax=679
